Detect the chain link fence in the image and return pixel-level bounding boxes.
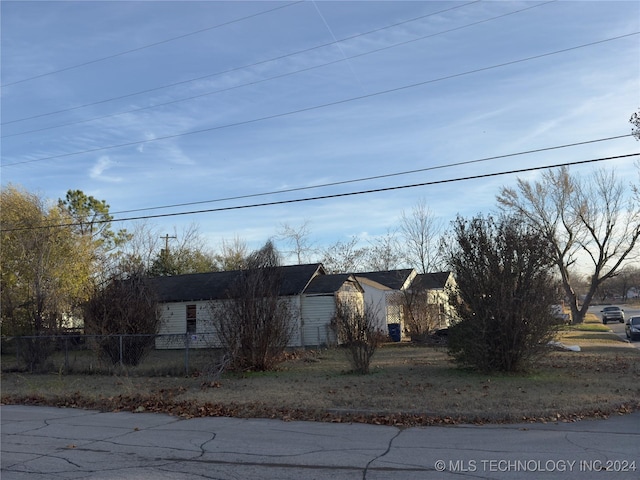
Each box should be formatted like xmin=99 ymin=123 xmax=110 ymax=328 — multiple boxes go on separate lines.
xmin=1 ymin=333 xmax=223 ymax=376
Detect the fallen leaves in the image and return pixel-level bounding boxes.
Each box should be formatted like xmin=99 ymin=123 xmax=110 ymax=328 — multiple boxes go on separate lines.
xmin=3 ymin=390 xmax=637 ymax=427
xmin=200 ymin=381 xmax=221 ymax=390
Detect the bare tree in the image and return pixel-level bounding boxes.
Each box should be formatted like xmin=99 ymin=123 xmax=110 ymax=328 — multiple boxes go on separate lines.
xmin=631 ymin=108 xmax=640 ymax=140
xmin=215 ymin=235 xmax=249 ymax=271
xmin=115 ymin=220 xmax=162 ymax=275
xmin=631 ymin=109 xmax=640 ymax=206
xmin=601 ymin=266 xmax=640 ymax=301
xmin=148 ymin=224 xmax=217 ymax=276
xmin=498 ymin=167 xmax=640 ymax=323
xmin=277 ymin=220 xmax=315 ymax=264
xmin=320 ymin=237 xmax=367 ymax=273
xmin=211 ymin=241 xmax=296 ymax=371
xmin=364 ymin=229 xmax=403 ymax=271
xmin=116 ymin=222 xmax=216 ymax=277
xmin=389 ymin=283 xmax=441 ymax=343
xmin=400 ymin=199 xmax=444 ymax=273
xmin=333 ymin=296 xmax=383 ymax=374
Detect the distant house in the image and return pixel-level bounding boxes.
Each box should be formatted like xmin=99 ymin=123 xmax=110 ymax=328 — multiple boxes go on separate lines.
xmin=354 ymin=269 xmax=457 ymax=338
xmin=300 ymin=273 xmax=364 ymax=347
xmin=356 ymin=269 xmax=417 ymax=337
xmin=146 ymin=264 xmax=365 ymax=349
xmin=409 ymin=271 xmax=457 ymax=329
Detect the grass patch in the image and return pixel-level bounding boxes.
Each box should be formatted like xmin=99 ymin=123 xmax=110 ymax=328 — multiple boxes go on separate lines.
xmin=2 ymin=330 xmax=638 ymax=425
xmin=568 ymin=323 xmax=611 ymax=332
xmin=583 ymin=312 xmax=601 ymax=324
xmin=560 ymin=330 xmax=627 ymax=344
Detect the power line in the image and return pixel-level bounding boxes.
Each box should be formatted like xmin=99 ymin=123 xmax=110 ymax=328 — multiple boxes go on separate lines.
xmin=1 ymin=0 xmax=482 ymax=126
xmin=0 ymin=2 xmax=304 ymax=88
xmin=1 ymin=1 xmax=491 ymax=137
xmin=107 ymin=134 xmax=634 ymax=215
xmin=2 ymin=0 xmax=551 ymax=139
xmin=3 ymin=32 xmax=636 ymax=169
xmin=4 ymin=152 xmax=637 ymax=232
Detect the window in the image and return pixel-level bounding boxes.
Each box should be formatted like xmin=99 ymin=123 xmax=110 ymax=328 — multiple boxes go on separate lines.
xmin=186 ymin=304 xmax=197 ymax=334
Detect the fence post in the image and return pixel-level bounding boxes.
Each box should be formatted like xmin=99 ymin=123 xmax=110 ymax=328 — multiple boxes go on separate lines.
xmin=64 ymin=337 xmax=69 ymax=373
xmin=184 ymin=334 xmax=190 ymax=375
xmin=119 ymin=335 xmax=123 ymax=367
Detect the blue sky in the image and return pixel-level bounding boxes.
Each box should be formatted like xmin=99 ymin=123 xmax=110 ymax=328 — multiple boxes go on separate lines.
xmin=2 ymin=1 xmax=639 ymax=262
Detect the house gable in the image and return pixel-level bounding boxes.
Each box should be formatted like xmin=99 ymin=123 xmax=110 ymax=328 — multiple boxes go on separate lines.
xmin=410 ymin=271 xmax=454 ymax=291
xmin=300 ymin=273 xmax=364 ymax=347
xmin=304 ymin=273 xmax=363 ymax=296
xmin=356 ymin=269 xmax=416 ymax=291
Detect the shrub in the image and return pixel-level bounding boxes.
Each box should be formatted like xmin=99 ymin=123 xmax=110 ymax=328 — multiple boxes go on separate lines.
xmin=333 ymin=297 xmax=384 ymax=374
xmin=445 ymin=215 xmax=561 ymax=373
xmin=84 ymin=269 xmax=160 ymax=367
xmin=211 ymin=241 xmax=295 ymax=372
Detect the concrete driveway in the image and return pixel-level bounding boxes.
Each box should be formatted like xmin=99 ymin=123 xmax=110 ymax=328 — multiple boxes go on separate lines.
xmin=1 ymin=405 xmax=638 ymax=479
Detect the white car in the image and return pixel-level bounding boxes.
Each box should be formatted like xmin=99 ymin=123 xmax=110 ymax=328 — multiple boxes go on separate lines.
xmin=600 ymin=306 xmax=624 ymax=324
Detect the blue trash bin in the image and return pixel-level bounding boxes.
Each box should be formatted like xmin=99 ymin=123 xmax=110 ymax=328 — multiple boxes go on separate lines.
xmin=388 ymin=323 xmax=401 ymax=342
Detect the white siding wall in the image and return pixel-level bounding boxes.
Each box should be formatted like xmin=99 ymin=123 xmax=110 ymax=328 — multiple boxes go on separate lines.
xmin=360 ymin=284 xmax=405 ymax=336
xmin=300 ymin=295 xmax=337 ymax=347
xmin=361 ymin=285 xmax=389 ymax=332
xmin=285 ymin=296 xmax=303 ymax=348
xmin=157 ymin=297 xmax=304 ymax=349
xmin=156 ymin=301 xmax=217 ymax=349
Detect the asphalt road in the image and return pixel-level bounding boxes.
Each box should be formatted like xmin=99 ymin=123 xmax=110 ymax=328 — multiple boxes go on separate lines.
xmin=588 ymin=304 xmax=640 ymax=347
xmin=2 ymin=405 xmax=639 ymax=480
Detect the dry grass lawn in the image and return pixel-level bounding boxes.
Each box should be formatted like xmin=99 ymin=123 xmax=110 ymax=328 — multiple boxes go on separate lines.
xmin=2 ymin=322 xmax=639 ymax=425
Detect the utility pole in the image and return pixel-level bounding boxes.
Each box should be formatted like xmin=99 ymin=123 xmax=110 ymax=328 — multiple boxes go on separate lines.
xmin=160 ymin=234 xmax=177 ymax=257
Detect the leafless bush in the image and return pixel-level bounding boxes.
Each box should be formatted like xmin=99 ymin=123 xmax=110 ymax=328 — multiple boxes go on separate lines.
xmin=84 ymin=269 xmax=160 ymax=366
xmin=390 ymin=287 xmax=442 ymax=343
xmin=15 ymin=336 xmax=55 ymax=372
xmin=200 ymin=352 xmax=232 ymax=385
xmin=211 ymin=241 xmax=296 ymax=372
xmin=333 ymin=297 xmax=384 ymax=374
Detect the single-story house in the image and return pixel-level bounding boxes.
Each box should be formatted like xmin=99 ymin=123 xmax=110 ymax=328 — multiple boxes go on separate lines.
xmin=300 ymin=273 xmax=364 ymax=347
xmin=409 ymin=271 xmax=457 ymax=329
xmin=146 ymin=264 xmax=365 ymax=349
xmin=355 ymin=269 xmax=417 ymax=337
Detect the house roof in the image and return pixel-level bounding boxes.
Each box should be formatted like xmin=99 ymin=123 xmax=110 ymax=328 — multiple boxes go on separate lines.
xmin=146 ymin=263 xmax=325 ymax=302
xmin=411 ymin=271 xmax=452 ymax=290
xmin=304 ymin=274 xmax=363 ymax=295
xmin=355 ymin=276 xmax=392 ymax=291
xmin=355 ymin=269 xmax=415 ymax=290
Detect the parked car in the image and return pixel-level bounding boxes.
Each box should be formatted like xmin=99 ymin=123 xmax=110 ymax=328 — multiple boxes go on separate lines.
xmin=625 ymin=316 xmax=640 ymax=341
xmin=600 ymin=306 xmax=624 ymax=324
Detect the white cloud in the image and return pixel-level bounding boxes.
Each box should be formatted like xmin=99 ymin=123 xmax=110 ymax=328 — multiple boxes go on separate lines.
xmin=89 ymin=156 xmax=122 ymax=183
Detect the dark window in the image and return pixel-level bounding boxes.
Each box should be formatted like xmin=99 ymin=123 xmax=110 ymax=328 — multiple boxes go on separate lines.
xmin=186 ymin=305 xmax=197 ymax=334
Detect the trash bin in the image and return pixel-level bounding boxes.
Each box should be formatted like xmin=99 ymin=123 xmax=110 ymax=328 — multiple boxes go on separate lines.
xmin=388 ymin=323 xmax=401 ymax=342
